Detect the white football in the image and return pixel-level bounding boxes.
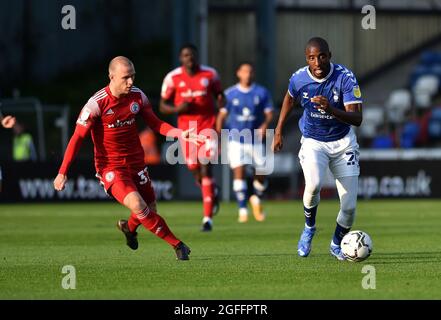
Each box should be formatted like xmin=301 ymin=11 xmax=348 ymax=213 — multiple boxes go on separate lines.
xmin=341 ymin=230 xmax=373 ymax=262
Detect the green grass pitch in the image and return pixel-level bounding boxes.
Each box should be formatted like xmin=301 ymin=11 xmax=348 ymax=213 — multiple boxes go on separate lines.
xmin=0 ymin=200 xmax=440 ymax=299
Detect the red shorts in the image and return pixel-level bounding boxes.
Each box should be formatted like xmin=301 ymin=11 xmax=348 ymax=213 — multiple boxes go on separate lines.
xmin=96 ymin=166 xmax=156 ymax=205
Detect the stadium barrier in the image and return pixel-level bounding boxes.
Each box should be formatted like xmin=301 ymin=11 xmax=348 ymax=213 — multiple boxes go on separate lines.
xmin=357 ymin=149 xmax=441 ymax=199
xmin=295 ymin=149 xmax=441 ymax=199
xmin=2 ymin=149 xmax=441 ymax=202
xmin=0 ymin=161 xmax=176 ymax=203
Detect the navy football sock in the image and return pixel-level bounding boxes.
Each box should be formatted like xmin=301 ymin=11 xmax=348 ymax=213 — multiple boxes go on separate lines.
xmin=332 ymin=223 xmax=350 ymax=246
xmin=304 ymin=205 xmax=318 ymax=228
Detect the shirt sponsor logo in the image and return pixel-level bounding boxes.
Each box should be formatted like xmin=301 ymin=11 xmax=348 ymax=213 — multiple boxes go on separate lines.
xmin=236 ymin=107 xmax=256 ymax=122
xmin=107 ymin=118 xmax=136 ymax=128
xmin=181 ymin=89 xmax=207 ymax=98
xmin=310 ymin=111 xmax=334 ymax=120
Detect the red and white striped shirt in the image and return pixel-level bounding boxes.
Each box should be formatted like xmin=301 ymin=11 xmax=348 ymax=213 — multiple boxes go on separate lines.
xmin=59 ymin=86 xmax=179 ymax=175
xmin=161 ymin=65 xmax=222 ymax=131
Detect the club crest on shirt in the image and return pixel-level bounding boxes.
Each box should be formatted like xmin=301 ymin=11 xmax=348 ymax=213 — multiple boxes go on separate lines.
xmin=130 ymin=102 xmax=140 ymax=114
xmin=353 ymin=85 xmax=361 ymax=98
xmin=105 ymin=171 xmax=115 ymax=182
xmin=200 ymin=77 xmax=209 ymax=87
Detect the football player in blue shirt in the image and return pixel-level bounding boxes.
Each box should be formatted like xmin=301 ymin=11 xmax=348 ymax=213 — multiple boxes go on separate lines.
xmin=272 ymin=37 xmax=363 ymax=260
xmin=217 ymin=62 xmax=274 ymax=223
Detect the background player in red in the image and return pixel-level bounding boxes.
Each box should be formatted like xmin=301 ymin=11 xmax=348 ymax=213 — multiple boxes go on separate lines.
xmin=160 ymin=44 xmax=224 ymax=232
xmin=53 ymin=56 xmax=205 ymax=260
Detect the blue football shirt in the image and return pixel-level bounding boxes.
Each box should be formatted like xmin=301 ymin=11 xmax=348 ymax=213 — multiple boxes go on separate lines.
xmin=288 ymin=63 xmax=362 ymax=142
xmin=222 ymin=83 xmax=274 ymax=143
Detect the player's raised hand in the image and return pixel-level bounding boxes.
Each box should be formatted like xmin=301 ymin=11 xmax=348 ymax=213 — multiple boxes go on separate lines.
xmin=272 ymin=130 xmax=283 ymax=152
xmin=1 ymin=115 xmax=16 ymax=128
xmin=53 ymin=174 xmax=68 ymax=191
xmin=181 ymin=128 xmax=206 ymax=146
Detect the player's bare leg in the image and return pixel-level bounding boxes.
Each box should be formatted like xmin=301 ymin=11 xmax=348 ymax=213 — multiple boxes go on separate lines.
xmin=116 ymin=189 xmax=190 ymax=260
xmin=232 ymin=166 xmax=249 ymax=223
xmin=250 ymin=174 xmax=267 ymax=222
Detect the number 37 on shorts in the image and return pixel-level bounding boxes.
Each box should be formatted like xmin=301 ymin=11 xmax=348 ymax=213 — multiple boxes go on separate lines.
xmin=137 ymin=167 xmax=151 ymax=185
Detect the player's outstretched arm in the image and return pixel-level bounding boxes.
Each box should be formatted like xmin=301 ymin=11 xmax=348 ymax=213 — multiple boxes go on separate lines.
xmin=180 ymin=127 xmax=206 ymax=146
xmin=273 ymin=92 xmax=296 ymax=152
xmin=258 ymin=110 xmax=274 ymax=138
xmin=216 ymin=110 xmax=227 ymax=135
xmin=54 ymin=174 xmax=68 ymax=191
xmin=141 ymin=106 xmax=205 ymax=146
xmin=159 ymin=98 xmax=189 ymax=115
xmin=53 ymin=125 xmax=90 ymax=191
xmin=215 ymin=92 xmax=225 ymax=111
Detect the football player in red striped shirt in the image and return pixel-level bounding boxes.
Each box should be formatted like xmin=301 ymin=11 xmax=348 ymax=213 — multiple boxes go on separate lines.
xmin=53 ymin=56 xmax=205 ymax=260
xmin=160 ymin=44 xmax=224 ymax=232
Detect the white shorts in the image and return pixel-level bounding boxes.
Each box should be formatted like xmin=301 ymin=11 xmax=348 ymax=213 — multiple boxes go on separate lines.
xmin=298 ymin=128 xmax=360 ymax=179
xmin=227 ymin=140 xmax=267 ymax=171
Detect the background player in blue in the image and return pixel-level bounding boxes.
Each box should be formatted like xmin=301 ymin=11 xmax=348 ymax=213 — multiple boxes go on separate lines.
xmin=272 ymin=37 xmax=363 ymax=260
xmin=216 ymin=62 xmax=274 ymax=223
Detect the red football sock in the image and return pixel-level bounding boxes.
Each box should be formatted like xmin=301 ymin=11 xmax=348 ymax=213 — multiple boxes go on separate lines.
xmin=135 ymin=207 xmax=181 ymax=247
xmin=201 ymin=177 xmax=214 ymax=218
xmin=127 ymin=212 xmax=141 ymax=233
